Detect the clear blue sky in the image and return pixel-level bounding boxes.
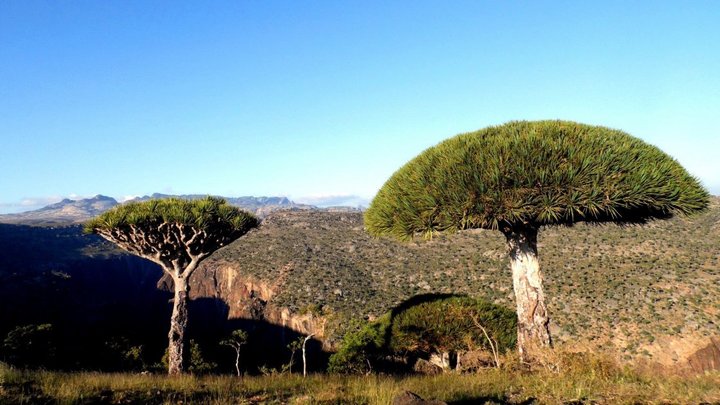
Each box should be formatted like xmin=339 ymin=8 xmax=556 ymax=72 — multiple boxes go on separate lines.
xmin=1 ymin=1 xmax=719 ymax=213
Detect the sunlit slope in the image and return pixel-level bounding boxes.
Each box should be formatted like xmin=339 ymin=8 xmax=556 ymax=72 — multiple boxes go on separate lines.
xmin=207 ymin=198 xmax=720 ymax=365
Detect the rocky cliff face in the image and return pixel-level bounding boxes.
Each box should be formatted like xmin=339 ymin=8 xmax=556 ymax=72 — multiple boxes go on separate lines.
xmin=181 ymin=263 xmax=720 ymax=373
xmin=178 ymin=262 xmax=331 ymax=349
xmin=688 ymin=337 xmax=720 ymax=374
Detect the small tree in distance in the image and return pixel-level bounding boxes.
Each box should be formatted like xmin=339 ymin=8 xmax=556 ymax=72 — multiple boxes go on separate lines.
xmin=365 ymin=120 xmax=709 ymax=361
xmin=285 ymin=336 xmax=303 ymax=374
xmin=85 ymin=197 xmax=258 ymax=375
xmin=283 ymin=334 xmax=314 ymax=376
xmin=221 ymin=329 xmax=248 ymax=377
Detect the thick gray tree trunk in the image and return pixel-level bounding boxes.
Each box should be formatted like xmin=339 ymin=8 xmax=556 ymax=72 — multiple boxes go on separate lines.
xmin=168 ymin=276 xmax=189 ymax=375
xmin=503 ymin=225 xmax=551 ymax=361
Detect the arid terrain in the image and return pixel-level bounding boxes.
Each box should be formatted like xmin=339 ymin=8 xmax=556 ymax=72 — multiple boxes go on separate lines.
xmin=194 ymin=197 xmax=720 ymax=373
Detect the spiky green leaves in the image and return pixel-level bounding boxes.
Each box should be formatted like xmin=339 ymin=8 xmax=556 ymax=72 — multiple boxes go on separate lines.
xmin=85 ymin=196 xmax=257 ymax=236
xmin=365 ymin=120 xmax=709 ymax=240
xmin=389 ymin=296 xmax=517 ymax=354
xmin=84 ymin=197 xmax=258 ymax=271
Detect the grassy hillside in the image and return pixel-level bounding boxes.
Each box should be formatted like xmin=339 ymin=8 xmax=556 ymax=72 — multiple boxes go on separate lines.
xmin=207 ymin=197 xmax=720 ymax=366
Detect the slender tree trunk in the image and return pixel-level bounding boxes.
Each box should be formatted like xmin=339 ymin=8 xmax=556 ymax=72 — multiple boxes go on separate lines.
xmin=168 ymin=276 xmax=189 ymax=375
xmin=503 ymin=225 xmax=551 ymax=362
xmin=235 ymin=348 xmax=241 ymax=377
xmin=302 ymin=334 xmax=315 ymax=377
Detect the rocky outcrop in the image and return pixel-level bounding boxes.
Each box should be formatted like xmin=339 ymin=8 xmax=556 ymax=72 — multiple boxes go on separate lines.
xmin=183 ymin=261 xmax=330 ymax=349
xmin=688 ymin=337 xmax=720 ymax=374
xmin=639 ymin=334 xmax=720 ymax=375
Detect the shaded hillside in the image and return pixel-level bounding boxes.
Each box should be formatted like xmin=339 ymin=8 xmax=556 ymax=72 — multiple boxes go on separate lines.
xmin=200 ymin=197 xmax=720 ymax=368
xmin=0 ymin=224 xmax=326 ymax=372
xmin=0 ymin=224 xmax=170 ymax=369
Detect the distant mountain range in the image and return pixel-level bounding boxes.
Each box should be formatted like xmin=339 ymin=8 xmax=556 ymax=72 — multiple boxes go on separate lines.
xmin=0 ymin=193 xmax=360 ymax=225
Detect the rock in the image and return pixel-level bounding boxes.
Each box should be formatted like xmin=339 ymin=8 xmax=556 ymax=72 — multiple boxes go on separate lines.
xmin=412 ymin=358 xmax=443 ymax=375
xmin=687 ymin=336 xmax=720 ymax=374
xmin=392 ymin=390 xmax=447 ymax=405
xmin=428 ymin=352 xmax=451 ymax=369
xmin=454 ymin=349 xmax=495 ymax=372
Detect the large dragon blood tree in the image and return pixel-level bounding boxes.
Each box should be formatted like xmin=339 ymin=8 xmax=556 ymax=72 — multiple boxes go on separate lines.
xmin=364 ymin=120 xmax=709 ymax=361
xmin=85 ymin=196 xmax=258 ymax=374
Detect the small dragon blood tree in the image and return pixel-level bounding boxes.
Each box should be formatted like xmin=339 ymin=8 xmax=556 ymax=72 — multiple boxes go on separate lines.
xmin=85 ymin=196 xmax=258 ymax=374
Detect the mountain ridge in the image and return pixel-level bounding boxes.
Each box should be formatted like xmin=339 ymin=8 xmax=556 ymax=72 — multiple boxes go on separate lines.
xmin=0 ymin=194 xmax=361 ymax=225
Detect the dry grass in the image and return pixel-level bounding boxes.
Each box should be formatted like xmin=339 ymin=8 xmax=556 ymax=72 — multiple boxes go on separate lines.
xmin=3 ymin=351 xmax=719 ymax=405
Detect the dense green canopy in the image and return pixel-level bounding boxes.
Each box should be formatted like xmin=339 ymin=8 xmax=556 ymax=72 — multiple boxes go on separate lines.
xmin=84 ymin=197 xmax=258 ymax=263
xmin=388 ymin=296 xmax=517 ymax=355
xmin=85 ymin=196 xmax=257 ymax=234
xmin=327 ymin=295 xmax=516 ymax=373
xmin=365 ymin=120 xmax=709 ymax=240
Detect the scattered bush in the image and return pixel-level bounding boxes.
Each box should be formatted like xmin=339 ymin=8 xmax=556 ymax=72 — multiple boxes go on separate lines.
xmin=328 ymin=316 xmax=391 ymax=374
xmin=103 ymin=336 xmax=148 ymax=371
xmin=1 ymin=324 xmax=55 ymax=369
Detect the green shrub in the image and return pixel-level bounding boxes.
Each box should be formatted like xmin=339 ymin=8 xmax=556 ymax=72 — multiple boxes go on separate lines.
xmin=328 ymin=316 xmax=390 ymax=374
xmin=103 ymin=337 xmax=148 ymax=371
xmin=328 ymin=295 xmax=516 ymax=373
xmin=1 ymin=324 xmax=55 ymax=369
xmin=389 ymin=295 xmax=516 ymax=355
